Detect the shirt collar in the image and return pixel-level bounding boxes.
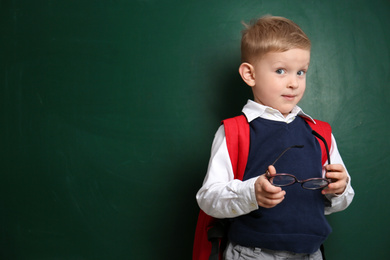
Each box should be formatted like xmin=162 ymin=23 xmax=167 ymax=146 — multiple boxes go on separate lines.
xmin=242 ymin=99 xmax=316 ymax=124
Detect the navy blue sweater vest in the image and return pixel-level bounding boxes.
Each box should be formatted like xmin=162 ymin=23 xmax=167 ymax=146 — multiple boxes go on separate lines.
xmin=228 ymin=117 xmax=332 ymax=254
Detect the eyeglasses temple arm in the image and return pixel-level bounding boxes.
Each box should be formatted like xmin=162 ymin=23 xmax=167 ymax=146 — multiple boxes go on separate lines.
xmin=311 ymin=130 xmax=331 ymax=165
xmin=270 ymin=145 xmax=304 ymax=166
xmin=266 ymin=145 xmax=304 ymax=178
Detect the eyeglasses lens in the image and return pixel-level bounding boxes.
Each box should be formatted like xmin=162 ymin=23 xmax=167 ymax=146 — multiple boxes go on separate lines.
xmin=302 ymin=179 xmax=329 ymax=190
xmin=270 ymin=175 xmax=296 ymax=186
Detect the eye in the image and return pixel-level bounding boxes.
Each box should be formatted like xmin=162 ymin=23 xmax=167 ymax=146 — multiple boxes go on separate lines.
xmin=297 ymin=70 xmax=306 ymax=76
xmin=276 ymin=69 xmax=286 ymax=75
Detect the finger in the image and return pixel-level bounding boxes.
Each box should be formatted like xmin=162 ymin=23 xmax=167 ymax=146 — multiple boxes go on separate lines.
xmin=328 ymin=180 xmax=346 ymax=191
xmin=256 ymin=174 xmax=282 ymax=194
xmin=262 ymin=189 xmax=286 ymax=200
xmin=325 ymin=171 xmax=347 ymax=183
xmin=325 ymin=171 xmax=341 ymax=180
xmin=258 ymin=195 xmax=285 ymax=208
xmin=267 ymin=165 xmax=277 ymax=175
xmin=257 ymin=191 xmax=285 ymax=201
xmin=322 ymin=187 xmax=343 ymax=195
xmin=322 ymin=181 xmax=346 ymax=195
xmin=262 ymin=177 xmax=284 ymax=194
xmin=325 ymin=164 xmax=344 ymax=172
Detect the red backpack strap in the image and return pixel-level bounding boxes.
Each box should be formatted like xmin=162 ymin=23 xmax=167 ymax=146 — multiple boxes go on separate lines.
xmin=192 ymin=210 xmax=216 ymax=260
xmin=301 ymin=117 xmax=332 ymax=165
xmin=222 ymin=115 xmax=250 ymax=180
xmin=192 ymin=115 xmax=250 ymax=260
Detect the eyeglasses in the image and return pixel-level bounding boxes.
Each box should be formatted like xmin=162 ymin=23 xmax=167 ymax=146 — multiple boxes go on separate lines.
xmin=266 ymin=130 xmax=331 ymax=190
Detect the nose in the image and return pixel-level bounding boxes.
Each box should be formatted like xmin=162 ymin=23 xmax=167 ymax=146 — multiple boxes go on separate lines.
xmin=288 ymin=75 xmax=299 ymax=89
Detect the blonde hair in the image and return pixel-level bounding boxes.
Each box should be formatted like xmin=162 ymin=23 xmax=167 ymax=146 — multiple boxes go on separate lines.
xmin=241 ymin=16 xmax=311 ymax=63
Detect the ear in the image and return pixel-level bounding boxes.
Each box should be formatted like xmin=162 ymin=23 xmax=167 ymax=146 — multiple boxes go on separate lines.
xmin=238 ymin=62 xmax=256 ymax=87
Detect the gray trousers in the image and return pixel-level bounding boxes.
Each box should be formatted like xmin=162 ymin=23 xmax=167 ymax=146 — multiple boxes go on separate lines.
xmin=224 ymin=242 xmax=323 ymax=260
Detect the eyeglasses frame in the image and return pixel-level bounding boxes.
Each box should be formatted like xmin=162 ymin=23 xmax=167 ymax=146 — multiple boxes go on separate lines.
xmin=265 ymin=131 xmax=331 ymax=190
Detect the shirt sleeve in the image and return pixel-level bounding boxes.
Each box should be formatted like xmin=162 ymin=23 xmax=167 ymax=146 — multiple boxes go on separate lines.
xmin=196 ymin=125 xmax=259 ymax=218
xmin=324 ymin=134 xmax=355 ymax=215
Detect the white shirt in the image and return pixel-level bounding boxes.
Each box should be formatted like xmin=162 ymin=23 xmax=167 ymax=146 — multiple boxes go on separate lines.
xmin=196 ymin=100 xmax=355 ymax=218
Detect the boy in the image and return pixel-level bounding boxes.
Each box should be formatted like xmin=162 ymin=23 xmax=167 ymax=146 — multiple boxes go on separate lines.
xmin=195 ymin=16 xmax=354 ymax=260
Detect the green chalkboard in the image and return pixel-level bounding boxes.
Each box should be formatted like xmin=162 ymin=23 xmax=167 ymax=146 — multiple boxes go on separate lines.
xmin=1 ymin=0 xmax=389 ymax=259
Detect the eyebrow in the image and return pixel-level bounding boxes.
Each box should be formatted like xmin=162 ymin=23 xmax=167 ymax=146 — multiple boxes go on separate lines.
xmin=271 ymin=61 xmax=310 ymax=68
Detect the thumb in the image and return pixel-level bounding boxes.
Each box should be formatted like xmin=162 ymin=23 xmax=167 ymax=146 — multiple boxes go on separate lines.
xmin=267 ymin=165 xmax=277 ymax=176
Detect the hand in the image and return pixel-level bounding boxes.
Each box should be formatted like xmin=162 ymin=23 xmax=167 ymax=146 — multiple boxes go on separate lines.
xmin=254 ymin=165 xmax=286 ymax=208
xmin=322 ymin=164 xmax=348 ymax=195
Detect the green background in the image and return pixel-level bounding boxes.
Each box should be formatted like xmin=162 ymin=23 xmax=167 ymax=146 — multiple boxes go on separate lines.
xmin=1 ymin=0 xmax=389 ymax=259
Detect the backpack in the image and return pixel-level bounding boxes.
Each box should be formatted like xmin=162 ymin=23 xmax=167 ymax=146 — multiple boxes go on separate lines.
xmin=193 ymin=115 xmax=332 ymax=260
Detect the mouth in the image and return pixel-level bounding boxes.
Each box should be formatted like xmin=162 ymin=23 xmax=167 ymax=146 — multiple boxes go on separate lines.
xmin=282 ymin=95 xmax=296 ymax=101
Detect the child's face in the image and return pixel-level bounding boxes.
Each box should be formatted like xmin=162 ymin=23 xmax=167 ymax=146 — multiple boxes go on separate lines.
xmin=250 ymin=48 xmax=310 ymax=117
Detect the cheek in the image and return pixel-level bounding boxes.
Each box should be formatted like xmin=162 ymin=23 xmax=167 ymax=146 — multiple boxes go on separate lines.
xmin=301 ymin=83 xmax=306 ymax=94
